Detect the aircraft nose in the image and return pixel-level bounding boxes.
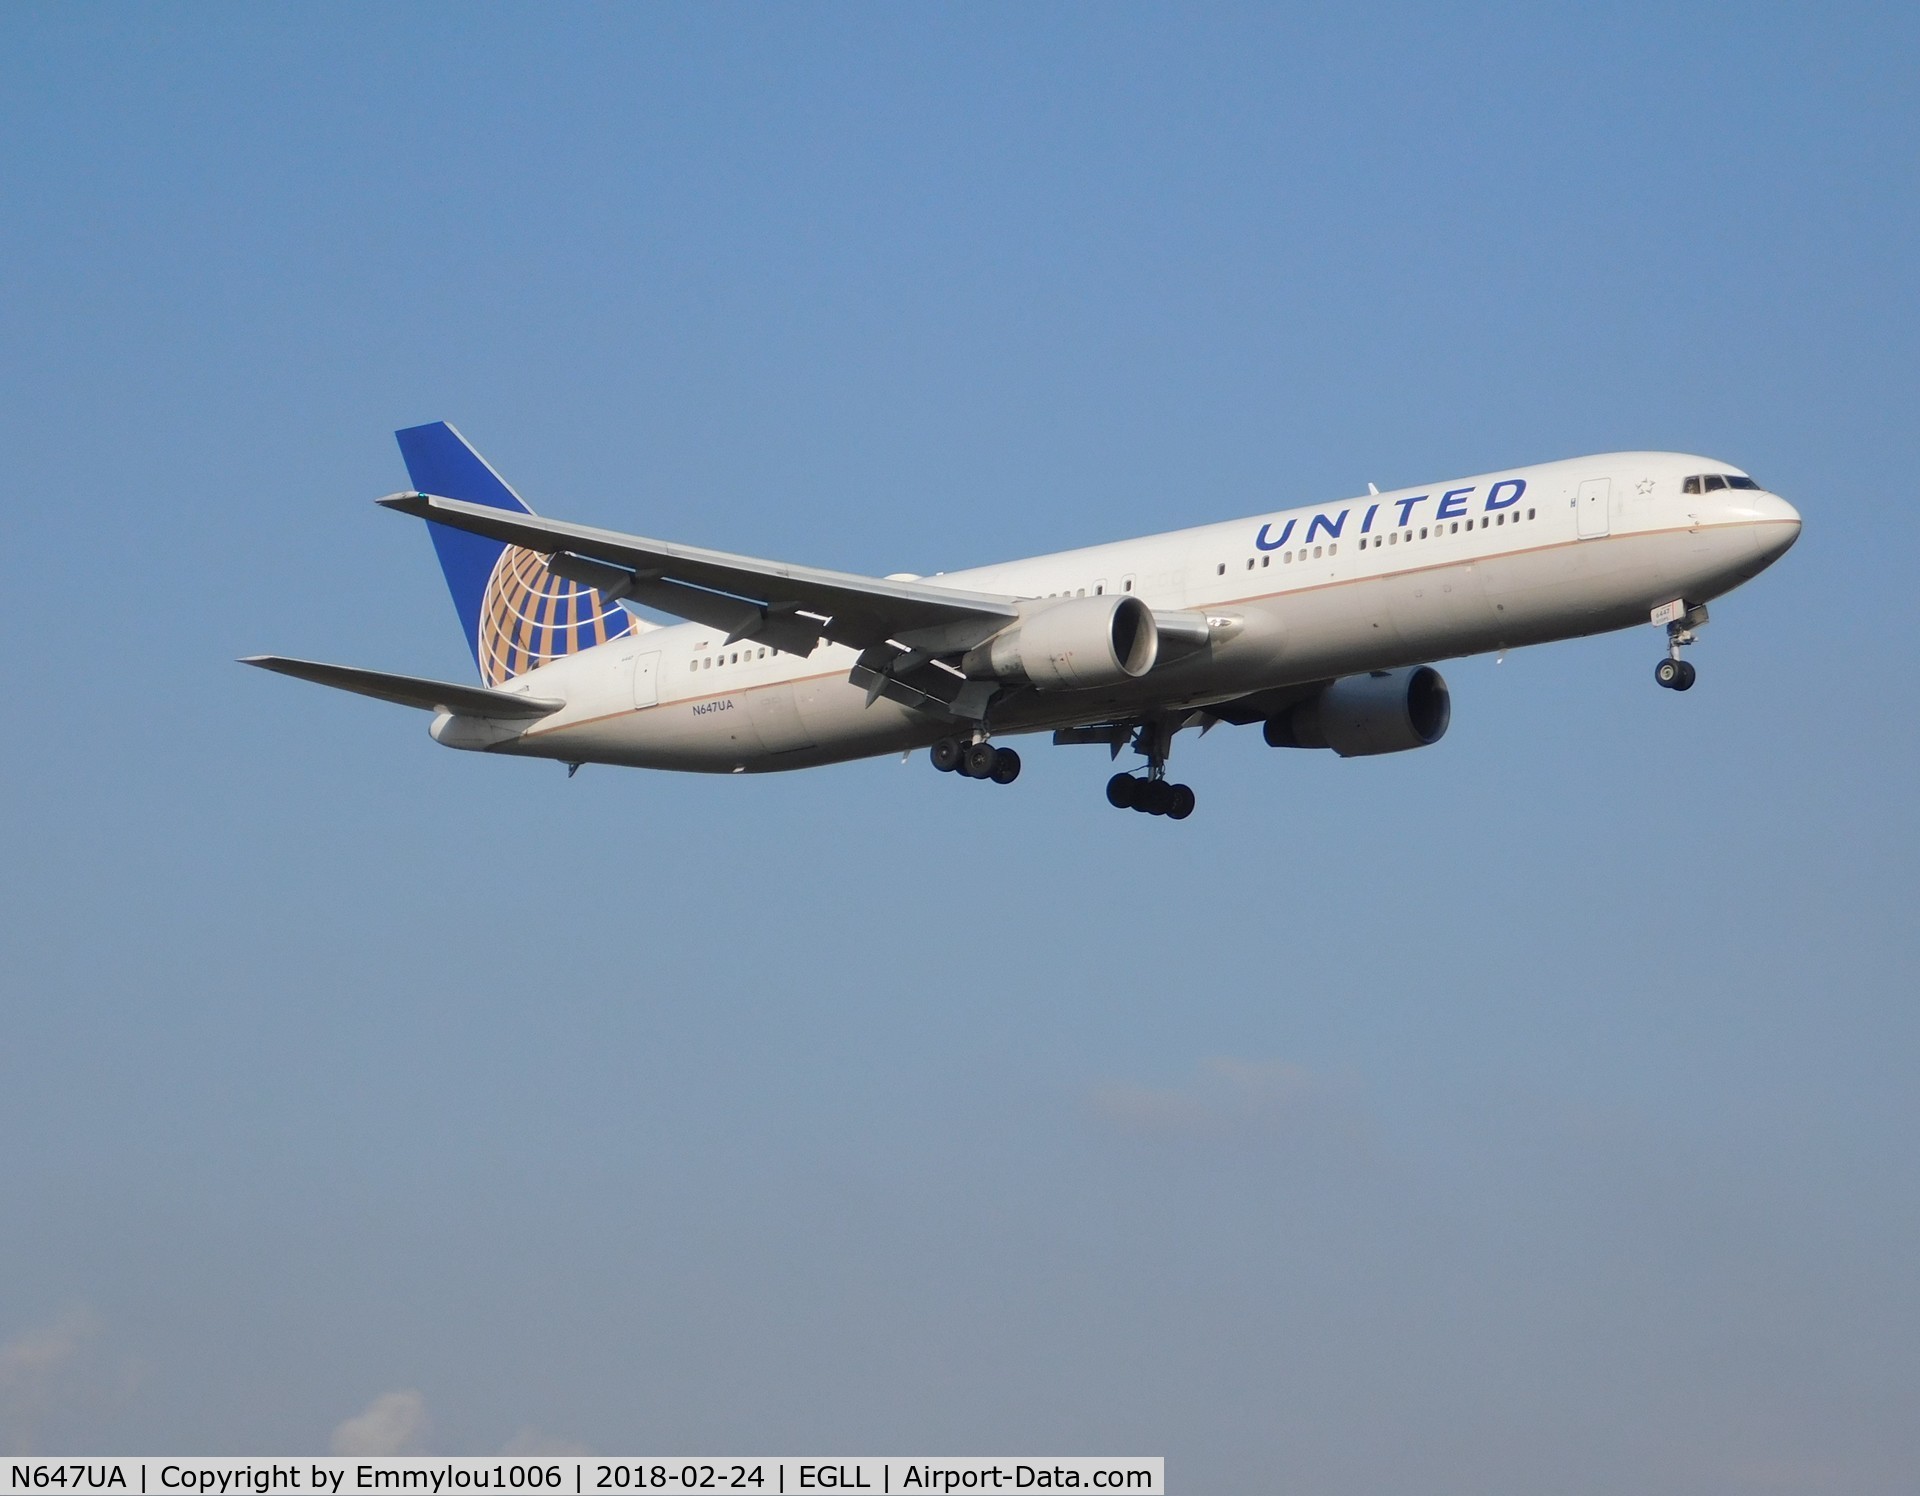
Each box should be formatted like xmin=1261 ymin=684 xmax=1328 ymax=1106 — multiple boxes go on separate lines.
xmin=1758 ymin=491 xmax=1801 ymax=551
xmin=1740 ymin=490 xmax=1802 ymax=567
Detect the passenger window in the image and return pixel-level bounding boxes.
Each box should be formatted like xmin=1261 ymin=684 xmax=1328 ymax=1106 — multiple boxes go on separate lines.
xmin=1496 ymin=513 xmax=1504 ymax=525
xmin=1217 ymin=563 xmax=1225 ymax=575
xmin=1123 ymin=578 xmax=1134 ymax=592
xmin=1526 ymin=509 xmax=1534 ymax=520
xmin=1328 ymin=543 xmax=1337 ymax=555
xmin=1314 ymin=545 xmax=1323 ymax=558
xmin=1095 ymin=584 xmax=1104 ymax=594
xmin=1284 ymin=552 xmax=1293 ymax=564
xmin=1261 ymin=555 xmax=1270 ymax=567
xmin=1419 ymin=527 xmax=1428 ymax=539
xmin=1450 ymin=522 xmax=1459 ymax=533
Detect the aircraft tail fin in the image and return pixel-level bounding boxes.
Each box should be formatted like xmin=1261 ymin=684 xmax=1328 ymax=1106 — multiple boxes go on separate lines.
xmin=394 ymin=422 xmax=638 ymax=685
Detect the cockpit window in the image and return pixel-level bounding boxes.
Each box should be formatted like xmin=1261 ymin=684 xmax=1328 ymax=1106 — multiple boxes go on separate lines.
xmin=1683 ymin=472 xmax=1762 ymax=494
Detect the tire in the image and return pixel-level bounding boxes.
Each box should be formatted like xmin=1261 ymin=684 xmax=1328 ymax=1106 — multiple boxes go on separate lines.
xmin=1106 ymin=773 xmax=1139 ymax=809
xmin=1672 ymin=660 xmax=1696 ymax=691
xmin=964 ymin=741 xmax=998 ymax=778
xmin=1140 ymin=780 xmax=1175 ymax=816
xmin=990 ymin=747 xmax=1022 ymax=784
xmin=1655 ymin=659 xmax=1681 ymax=689
xmin=1167 ymin=784 xmax=1196 ymax=820
xmin=930 ymin=738 xmax=963 ymax=772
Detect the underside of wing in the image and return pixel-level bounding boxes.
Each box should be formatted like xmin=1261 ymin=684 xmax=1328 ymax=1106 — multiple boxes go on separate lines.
xmin=377 ymin=492 xmax=1019 ymax=657
xmin=241 ymin=656 xmax=565 ymax=718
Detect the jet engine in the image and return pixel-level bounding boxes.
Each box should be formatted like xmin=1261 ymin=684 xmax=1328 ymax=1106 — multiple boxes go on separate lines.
xmin=962 ymin=594 xmax=1159 ymax=690
xmin=1263 ymin=666 xmax=1451 ymax=757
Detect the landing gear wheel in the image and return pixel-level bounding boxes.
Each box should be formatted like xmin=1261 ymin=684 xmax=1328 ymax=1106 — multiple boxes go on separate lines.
xmin=989 ymin=747 xmax=1022 ymax=784
xmin=1655 ymin=658 xmax=1697 ymax=691
xmin=1166 ymin=784 xmax=1196 ymax=820
xmin=1106 ymin=773 xmax=1139 ymax=809
xmin=930 ymin=737 xmax=963 ymax=772
xmin=1138 ymin=780 xmax=1175 ymax=816
xmin=963 ymin=741 xmax=999 ymax=779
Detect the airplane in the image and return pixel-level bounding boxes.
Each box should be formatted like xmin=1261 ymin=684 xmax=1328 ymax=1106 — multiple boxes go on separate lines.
xmin=245 ymin=422 xmax=1801 ymax=820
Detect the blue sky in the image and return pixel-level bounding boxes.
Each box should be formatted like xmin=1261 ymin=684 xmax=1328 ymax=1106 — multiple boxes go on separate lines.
xmin=2 ymin=5 xmax=1916 ymax=1490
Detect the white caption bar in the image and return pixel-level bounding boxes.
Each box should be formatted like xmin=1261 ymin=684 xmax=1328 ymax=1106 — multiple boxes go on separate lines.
xmin=0 ymin=1460 xmax=1164 ymax=1496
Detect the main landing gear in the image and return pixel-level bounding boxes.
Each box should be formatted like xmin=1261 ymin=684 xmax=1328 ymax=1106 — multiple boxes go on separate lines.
xmin=1652 ymin=600 xmax=1709 ymax=692
xmin=930 ymin=735 xmax=1021 ymax=785
xmin=1106 ymin=772 xmax=1195 ymax=819
xmin=1104 ymin=718 xmax=1196 ymax=819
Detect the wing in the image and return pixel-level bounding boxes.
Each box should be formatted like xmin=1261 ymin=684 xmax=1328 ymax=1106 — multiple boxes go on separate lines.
xmin=378 ymin=491 xmax=1024 ymax=718
xmin=241 ymin=656 xmax=565 ymax=718
xmin=377 ymin=492 xmax=1017 ymax=651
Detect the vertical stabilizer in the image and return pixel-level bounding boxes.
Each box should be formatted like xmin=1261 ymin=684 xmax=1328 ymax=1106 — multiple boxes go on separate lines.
xmin=395 ymin=422 xmax=636 ymax=685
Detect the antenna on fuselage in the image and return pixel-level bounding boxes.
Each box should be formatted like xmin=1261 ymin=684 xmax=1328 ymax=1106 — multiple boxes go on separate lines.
xmin=1367 ymin=483 xmax=1380 ymax=495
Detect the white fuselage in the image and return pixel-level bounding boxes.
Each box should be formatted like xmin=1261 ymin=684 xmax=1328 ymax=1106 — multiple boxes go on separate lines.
xmin=431 ymin=452 xmax=1800 ymax=772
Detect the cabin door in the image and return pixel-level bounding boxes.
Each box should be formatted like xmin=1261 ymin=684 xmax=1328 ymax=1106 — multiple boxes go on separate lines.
xmin=628 ymin=650 xmax=660 ymax=708
xmin=1577 ymin=478 xmax=1611 ymax=539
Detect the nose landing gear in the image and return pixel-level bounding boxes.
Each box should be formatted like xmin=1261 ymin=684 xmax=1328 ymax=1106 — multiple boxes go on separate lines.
xmin=1652 ymin=600 xmax=1708 ymax=692
xmin=930 ymin=736 xmax=1021 ymax=785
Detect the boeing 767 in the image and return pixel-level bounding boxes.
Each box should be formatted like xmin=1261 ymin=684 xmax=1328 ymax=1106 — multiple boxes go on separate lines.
xmin=247 ymin=423 xmax=1800 ymax=819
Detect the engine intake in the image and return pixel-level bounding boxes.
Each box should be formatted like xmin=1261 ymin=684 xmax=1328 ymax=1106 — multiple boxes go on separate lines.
xmin=964 ymin=594 xmax=1159 ymax=690
xmin=1264 ymin=666 xmax=1451 ymax=757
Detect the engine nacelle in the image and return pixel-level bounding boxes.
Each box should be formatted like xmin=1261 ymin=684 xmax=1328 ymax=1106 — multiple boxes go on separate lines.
xmin=963 ymin=594 xmax=1159 ymax=690
xmin=1263 ymin=666 xmax=1451 ymax=757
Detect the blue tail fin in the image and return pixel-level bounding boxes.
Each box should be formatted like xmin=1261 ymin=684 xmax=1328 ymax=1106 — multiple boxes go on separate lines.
xmin=396 ymin=422 xmax=637 ymax=686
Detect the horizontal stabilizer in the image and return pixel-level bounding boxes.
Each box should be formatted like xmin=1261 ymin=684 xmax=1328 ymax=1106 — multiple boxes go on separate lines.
xmin=241 ymin=656 xmax=564 ymax=718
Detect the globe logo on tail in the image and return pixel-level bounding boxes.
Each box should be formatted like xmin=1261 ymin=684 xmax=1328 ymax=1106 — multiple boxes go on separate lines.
xmin=477 ymin=545 xmax=634 ymax=687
